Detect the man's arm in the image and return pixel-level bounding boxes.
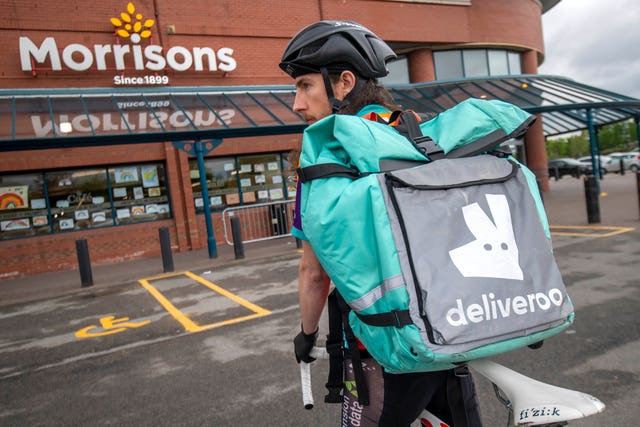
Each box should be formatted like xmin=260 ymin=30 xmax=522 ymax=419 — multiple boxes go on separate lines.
xmin=298 ymin=240 xmax=331 ymax=334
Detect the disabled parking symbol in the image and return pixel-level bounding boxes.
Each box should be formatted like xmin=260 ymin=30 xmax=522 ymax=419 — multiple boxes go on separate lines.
xmin=75 ymin=315 xmax=151 ymax=338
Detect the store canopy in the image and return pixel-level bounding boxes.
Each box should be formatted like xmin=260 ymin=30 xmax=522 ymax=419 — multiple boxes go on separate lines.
xmin=1 ymin=74 xmax=639 ymax=152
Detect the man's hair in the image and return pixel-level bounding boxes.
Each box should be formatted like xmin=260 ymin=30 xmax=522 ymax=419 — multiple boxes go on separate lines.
xmin=329 ymin=74 xmax=400 ymax=115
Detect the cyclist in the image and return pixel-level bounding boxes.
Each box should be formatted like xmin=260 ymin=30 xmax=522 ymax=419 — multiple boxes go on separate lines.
xmin=281 ymin=20 xmax=482 ymax=427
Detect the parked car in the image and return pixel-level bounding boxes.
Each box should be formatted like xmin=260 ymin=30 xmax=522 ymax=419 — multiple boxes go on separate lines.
xmin=548 ymin=158 xmax=588 ymax=179
xmin=608 ymin=152 xmax=640 ymax=172
xmin=576 ymin=155 xmax=621 ymax=174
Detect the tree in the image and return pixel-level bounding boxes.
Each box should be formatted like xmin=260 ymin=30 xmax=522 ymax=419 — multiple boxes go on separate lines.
xmin=546 ymin=119 xmax=637 ymax=159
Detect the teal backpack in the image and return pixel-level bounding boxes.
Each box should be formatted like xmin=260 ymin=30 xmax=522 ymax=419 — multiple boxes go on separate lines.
xmin=297 ymin=98 xmax=574 ymax=402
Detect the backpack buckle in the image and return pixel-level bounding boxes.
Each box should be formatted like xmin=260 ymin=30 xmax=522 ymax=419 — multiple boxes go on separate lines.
xmin=453 ymin=363 xmax=469 ymax=377
xmin=391 ymin=310 xmax=404 ymax=328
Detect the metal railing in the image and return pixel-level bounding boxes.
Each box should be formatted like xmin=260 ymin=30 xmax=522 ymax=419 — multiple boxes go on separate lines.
xmin=221 ymin=200 xmax=295 ymax=245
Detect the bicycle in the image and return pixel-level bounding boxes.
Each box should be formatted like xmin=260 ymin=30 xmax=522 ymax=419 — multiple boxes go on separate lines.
xmin=300 ymin=346 xmax=605 ymax=426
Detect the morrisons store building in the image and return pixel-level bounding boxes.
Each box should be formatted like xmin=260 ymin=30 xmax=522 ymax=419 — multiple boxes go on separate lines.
xmin=2 ymin=0 xmax=638 ymax=279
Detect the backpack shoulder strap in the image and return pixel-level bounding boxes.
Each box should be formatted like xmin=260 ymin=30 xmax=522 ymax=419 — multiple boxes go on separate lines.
xmin=389 ymin=110 xmax=444 ymax=160
xmin=296 ymin=163 xmax=361 ymax=183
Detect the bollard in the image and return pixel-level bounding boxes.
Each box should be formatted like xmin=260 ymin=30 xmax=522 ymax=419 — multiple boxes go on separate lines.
xmin=620 ymin=158 xmax=625 ymax=176
xmin=75 ymin=239 xmax=94 ymax=287
xmin=230 ymin=216 xmax=245 ymax=259
xmin=583 ymin=175 xmax=601 ymax=224
xmin=159 ymin=227 xmax=174 ymax=273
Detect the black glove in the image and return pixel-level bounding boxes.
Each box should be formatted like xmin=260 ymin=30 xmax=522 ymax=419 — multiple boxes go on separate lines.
xmin=294 ymin=326 xmax=318 ymax=363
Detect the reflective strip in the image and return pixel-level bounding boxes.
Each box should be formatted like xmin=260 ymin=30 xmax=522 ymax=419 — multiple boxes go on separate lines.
xmin=348 ymin=274 xmax=405 ymax=312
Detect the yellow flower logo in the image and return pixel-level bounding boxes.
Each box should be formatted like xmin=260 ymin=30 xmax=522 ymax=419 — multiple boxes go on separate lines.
xmin=110 ymin=2 xmax=154 ymax=43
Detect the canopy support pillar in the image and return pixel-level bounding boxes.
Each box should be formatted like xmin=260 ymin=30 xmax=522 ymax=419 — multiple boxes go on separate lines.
xmin=173 ymin=138 xmax=223 ymax=259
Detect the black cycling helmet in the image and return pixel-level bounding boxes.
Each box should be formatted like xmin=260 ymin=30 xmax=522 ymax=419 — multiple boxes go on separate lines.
xmin=279 ymin=20 xmax=396 ymax=79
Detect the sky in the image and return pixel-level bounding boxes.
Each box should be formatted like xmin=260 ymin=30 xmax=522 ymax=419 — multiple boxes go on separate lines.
xmin=538 ymin=0 xmax=640 ymax=99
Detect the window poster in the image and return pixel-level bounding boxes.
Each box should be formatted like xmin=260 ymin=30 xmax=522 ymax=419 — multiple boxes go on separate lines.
xmin=146 ymin=204 xmax=158 ymax=214
xmin=56 ymin=200 xmax=70 ymax=208
xmin=190 ymin=170 xmax=200 ymax=179
xmin=113 ymin=187 xmax=127 ymax=198
xmin=31 ymin=198 xmax=46 ymax=209
xmin=148 ymin=187 xmax=161 ymax=197
xmin=254 ymin=163 xmax=265 ymax=173
xmin=240 ymin=178 xmax=252 ymax=187
xmin=243 ymin=192 xmax=256 ymax=203
xmin=267 ymin=162 xmax=279 ymax=171
xmin=195 ymin=198 xmax=204 ymax=208
xmin=75 ymin=209 xmax=89 ymax=220
xmin=92 ymin=211 xmax=107 ymax=223
xmin=258 ymin=190 xmax=269 ymax=200
xmin=269 ymin=188 xmax=284 ymax=200
xmin=210 ymin=196 xmax=222 ymax=206
xmin=59 ymin=218 xmax=74 ymax=230
xmin=226 ymin=193 xmax=240 ymax=205
xmin=0 ymin=185 xmax=29 ymax=210
xmin=131 ymin=206 xmax=145 ymax=216
xmin=224 ymin=162 xmax=235 ymax=171
xmin=240 ymin=164 xmax=252 ymax=173
xmin=116 ymin=208 xmax=131 ymax=219
xmin=157 ymin=204 xmax=170 ymax=214
xmin=272 ymin=175 xmax=283 ymax=184
xmin=33 ymin=215 xmax=48 ymax=226
xmin=114 ymin=166 xmax=139 ymax=184
xmin=255 ymin=174 xmax=266 ymax=184
xmin=1 ymin=218 xmax=30 ymax=231
xmin=141 ymin=165 xmax=159 ymax=188
xmin=133 ymin=186 xmax=144 ymax=200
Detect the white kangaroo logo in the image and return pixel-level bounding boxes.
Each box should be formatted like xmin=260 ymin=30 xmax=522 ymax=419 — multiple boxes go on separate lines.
xmin=449 ymin=194 xmax=523 ymax=280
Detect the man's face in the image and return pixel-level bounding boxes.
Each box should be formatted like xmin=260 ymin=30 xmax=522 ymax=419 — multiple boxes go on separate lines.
xmin=292 ymin=73 xmax=332 ymax=125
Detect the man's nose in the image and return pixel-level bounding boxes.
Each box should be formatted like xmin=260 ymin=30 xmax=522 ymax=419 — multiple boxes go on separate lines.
xmin=292 ymin=93 xmax=305 ymax=113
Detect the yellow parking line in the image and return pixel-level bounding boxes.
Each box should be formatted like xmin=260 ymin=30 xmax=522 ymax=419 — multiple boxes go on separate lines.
xmin=138 ymin=271 xmax=271 ymax=333
xmin=550 ymin=225 xmax=635 ymax=238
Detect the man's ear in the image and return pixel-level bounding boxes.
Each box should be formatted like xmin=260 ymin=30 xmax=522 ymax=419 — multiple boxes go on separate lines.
xmin=335 ymin=70 xmax=357 ymax=100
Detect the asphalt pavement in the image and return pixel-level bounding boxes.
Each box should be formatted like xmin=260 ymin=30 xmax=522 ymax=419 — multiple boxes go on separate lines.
xmin=1 ymin=172 xmax=638 ymax=306
xmin=1 ymin=172 xmax=639 ymax=426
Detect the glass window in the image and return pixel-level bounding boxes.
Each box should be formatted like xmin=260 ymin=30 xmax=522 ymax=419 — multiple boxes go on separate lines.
xmin=191 ymin=157 xmax=239 ymax=212
xmin=0 ymin=172 xmax=49 ymax=240
xmin=508 ymin=51 xmax=522 ymax=74
xmin=433 ymin=51 xmax=464 ymax=80
xmin=380 ymin=56 xmax=410 ymax=85
xmin=190 ymin=152 xmax=290 ymax=212
xmin=488 ymin=50 xmax=509 ymax=75
xmin=238 ymin=153 xmax=285 ymax=204
xmin=463 ymin=50 xmax=489 ymax=77
xmin=434 ymin=49 xmax=522 ymax=79
xmin=1 ymin=162 xmax=171 ymax=240
xmin=108 ymin=163 xmax=170 ymax=225
xmin=47 ymin=168 xmax=112 ymax=231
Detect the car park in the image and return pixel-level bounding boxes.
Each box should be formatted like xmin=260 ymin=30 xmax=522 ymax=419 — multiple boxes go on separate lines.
xmin=576 ymin=155 xmax=621 ymax=174
xmin=548 ymin=158 xmax=588 ymax=179
xmin=608 ymin=152 xmax=640 ymax=172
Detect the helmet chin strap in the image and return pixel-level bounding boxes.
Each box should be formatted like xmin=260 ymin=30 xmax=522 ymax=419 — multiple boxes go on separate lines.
xmin=320 ymin=67 xmax=363 ymax=114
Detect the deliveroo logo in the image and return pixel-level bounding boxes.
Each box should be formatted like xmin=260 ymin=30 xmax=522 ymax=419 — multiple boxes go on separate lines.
xmin=448 ymin=194 xmax=524 ymax=280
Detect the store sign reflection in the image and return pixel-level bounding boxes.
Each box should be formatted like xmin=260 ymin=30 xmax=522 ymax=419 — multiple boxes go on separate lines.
xmin=29 ymin=108 xmax=236 ymax=137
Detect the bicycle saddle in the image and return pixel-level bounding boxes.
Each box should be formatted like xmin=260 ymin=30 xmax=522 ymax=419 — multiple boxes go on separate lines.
xmin=469 ymin=359 xmax=605 ymax=426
